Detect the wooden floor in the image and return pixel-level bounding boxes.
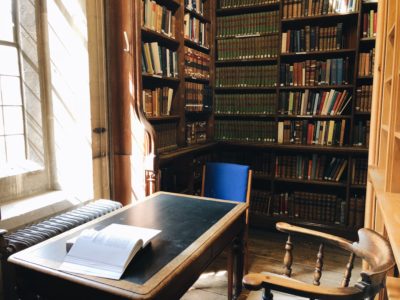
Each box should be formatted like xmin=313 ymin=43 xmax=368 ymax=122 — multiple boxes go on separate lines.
xmin=181 ymin=228 xmax=362 ymax=300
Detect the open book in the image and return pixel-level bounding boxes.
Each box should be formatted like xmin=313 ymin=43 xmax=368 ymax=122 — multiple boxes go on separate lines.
xmin=59 ymin=224 xmax=161 ymax=280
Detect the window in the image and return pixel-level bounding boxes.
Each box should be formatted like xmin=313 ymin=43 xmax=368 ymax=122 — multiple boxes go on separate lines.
xmin=0 ymin=0 xmax=29 ymax=176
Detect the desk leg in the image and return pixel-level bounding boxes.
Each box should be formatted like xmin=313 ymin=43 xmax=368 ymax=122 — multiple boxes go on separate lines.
xmin=228 ymin=229 xmax=244 ymax=300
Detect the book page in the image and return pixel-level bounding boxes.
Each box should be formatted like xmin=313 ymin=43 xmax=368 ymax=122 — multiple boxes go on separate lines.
xmin=59 ymin=224 xmax=161 ymax=280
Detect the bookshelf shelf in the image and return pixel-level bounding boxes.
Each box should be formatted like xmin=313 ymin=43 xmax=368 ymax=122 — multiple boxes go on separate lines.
xmin=354 ymin=111 xmax=371 ymax=116
xmin=142 ymin=74 xmax=180 ymax=84
xmin=141 ymin=28 xmax=180 ymax=46
xmin=215 ymin=58 xmax=278 ymax=64
xmin=216 ymin=2 xmax=280 ymax=15
xmin=281 ymin=12 xmax=359 ymax=23
xmin=276 ymin=115 xmax=352 ymax=119
xmin=184 ymin=8 xmax=210 ymax=23
xmin=159 ymin=142 xmax=218 ymax=165
xmin=279 ymin=85 xmax=353 ymax=90
xmin=147 ymin=115 xmax=180 ymax=122
xmin=215 ymin=86 xmax=277 ymax=92
xmin=215 ymin=113 xmax=276 ymax=118
xmin=184 ymin=39 xmax=210 ymax=53
xmin=216 ymin=32 xmax=280 ymax=40
xmin=357 ymin=76 xmax=373 ymax=80
xmin=219 ymin=141 xmax=369 ymax=154
xmin=360 ymin=37 xmax=376 ymax=42
xmin=274 ymin=177 xmax=347 ymax=187
xmin=184 ymin=76 xmax=210 ymax=83
xmin=252 ymin=174 xmax=273 ymax=181
xmin=280 ymin=49 xmax=356 ymax=58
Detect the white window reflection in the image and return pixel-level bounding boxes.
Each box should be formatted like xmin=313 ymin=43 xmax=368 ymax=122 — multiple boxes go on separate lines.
xmin=0 ymin=0 xmax=14 ymax=42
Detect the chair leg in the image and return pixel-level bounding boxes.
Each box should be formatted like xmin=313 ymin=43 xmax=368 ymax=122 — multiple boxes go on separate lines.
xmin=262 ymin=288 xmax=273 ymax=300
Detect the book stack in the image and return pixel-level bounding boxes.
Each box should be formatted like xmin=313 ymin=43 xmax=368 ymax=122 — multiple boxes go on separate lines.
xmin=351 ymin=157 xmax=367 ymax=185
xmin=142 ymin=87 xmax=174 ymax=117
xmin=250 ymin=190 xmax=273 ymax=215
xmin=281 ymin=23 xmax=344 ymax=53
xmin=282 ymin=0 xmax=359 ymax=18
xmin=355 ymin=85 xmax=372 ymax=112
xmin=217 ymin=11 xmax=279 ymax=38
xmin=218 ymin=35 xmax=279 ymax=60
xmin=280 ymin=58 xmax=350 ymax=86
xmin=186 ymin=121 xmax=207 ymax=144
xmin=278 ymin=89 xmax=352 ymax=115
xmin=185 ymin=0 xmax=204 ymax=14
xmin=216 ymin=65 xmax=277 ymax=87
xmin=185 ymin=82 xmax=212 ymax=112
xmin=153 ymin=123 xmax=178 ymax=152
xmin=215 ymin=120 xmax=276 ymax=143
xmin=219 ymin=0 xmax=279 ymax=9
xmin=362 ymin=10 xmax=377 ymax=38
xmin=358 ymin=49 xmax=375 ymax=76
xmin=277 ymin=119 xmax=347 ymax=146
xmin=141 ymin=0 xmax=176 ymax=37
xmin=184 ymin=14 xmax=209 ymax=48
xmin=184 ymin=46 xmax=210 ymax=79
xmin=142 ymin=42 xmax=179 ymax=77
xmin=275 ymin=154 xmax=348 ymax=182
xmin=348 ymin=194 xmax=365 ymax=228
xmin=215 ymin=93 xmax=276 ymax=115
xmin=353 ymin=120 xmax=370 ymax=147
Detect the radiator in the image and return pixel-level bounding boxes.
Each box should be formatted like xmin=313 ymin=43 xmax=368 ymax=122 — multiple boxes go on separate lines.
xmin=0 ymin=199 xmax=122 ymax=300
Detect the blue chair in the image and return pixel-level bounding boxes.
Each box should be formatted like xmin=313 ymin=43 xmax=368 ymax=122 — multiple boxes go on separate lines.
xmin=201 ymin=162 xmax=252 ymax=300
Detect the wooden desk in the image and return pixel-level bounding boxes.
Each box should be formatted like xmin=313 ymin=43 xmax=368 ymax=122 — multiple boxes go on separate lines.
xmin=8 ymin=192 xmax=247 ymax=300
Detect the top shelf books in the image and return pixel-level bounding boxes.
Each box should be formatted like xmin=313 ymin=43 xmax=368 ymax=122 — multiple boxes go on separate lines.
xmin=218 ymin=0 xmax=279 ymax=10
xmin=283 ymin=0 xmax=359 ymax=19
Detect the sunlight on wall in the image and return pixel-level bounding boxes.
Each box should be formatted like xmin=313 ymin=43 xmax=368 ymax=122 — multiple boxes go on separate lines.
xmin=47 ymin=0 xmax=93 ymax=200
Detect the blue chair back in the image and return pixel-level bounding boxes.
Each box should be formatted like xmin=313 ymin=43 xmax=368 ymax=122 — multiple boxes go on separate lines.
xmin=203 ymin=162 xmax=250 ymax=203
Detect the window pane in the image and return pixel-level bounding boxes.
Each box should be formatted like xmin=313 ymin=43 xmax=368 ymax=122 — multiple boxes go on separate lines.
xmin=0 ymin=108 xmax=4 ymax=135
xmin=0 ymin=0 xmax=14 ymax=42
xmin=0 ymin=46 xmax=19 ymax=76
xmin=5 ymin=134 xmax=25 ymax=162
xmin=0 ymin=137 xmax=6 ymax=164
xmin=3 ymin=106 xmax=24 ymax=135
xmin=1 ymin=76 xmax=22 ymax=105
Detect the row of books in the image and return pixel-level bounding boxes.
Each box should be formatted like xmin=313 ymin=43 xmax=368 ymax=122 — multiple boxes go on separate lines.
xmin=185 ymin=0 xmax=205 ymax=15
xmin=141 ymin=0 xmax=176 ymax=37
xmin=219 ymin=0 xmax=279 ymax=9
xmin=142 ymin=42 xmax=179 ymax=77
xmin=142 ymin=87 xmax=174 ymax=117
xmin=353 ymin=120 xmax=370 ymax=147
xmin=184 ymin=46 xmax=210 ymax=79
xmin=219 ymin=151 xmax=274 ymax=175
xmin=277 ymin=119 xmax=347 ymax=146
xmin=348 ymin=195 xmax=365 ymax=228
xmin=185 ymin=82 xmax=212 ymax=112
xmin=217 ymin=35 xmax=279 ymax=60
xmin=215 ymin=120 xmax=276 ymax=143
xmin=216 ymin=11 xmax=280 ymax=38
xmin=215 ymin=93 xmax=276 ymax=115
xmin=275 ymin=155 xmax=348 ymax=182
xmin=153 ymin=123 xmax=177 ymax=152
xmin=280 ymin=58 xmax=351 ymax=86
xmin=184 ymin=14 xmax=209 ymax=48
xmin=251 ymin=190 xmax=342 ymax=224
xmin=362 ymin=10 xmax=377 ymax=38
xmin=216 ymin=65 xmax=277 ymax=87
xmin=278 ymin=89 xmax=352 ymax=116
xmin=358 ymin=49 xmax=375 ymax=77
xmin=282 ymin=0 xmax=359 ymax=19
xmin=281 ymin=24 xmax=344 ymax=53
xmin=186 ymin=121 xmax=207 ymax=145
xmin=355 ymin=85 xmax=372 ymax=112
xmin=350 ymin=158 xmax=367 ymax=185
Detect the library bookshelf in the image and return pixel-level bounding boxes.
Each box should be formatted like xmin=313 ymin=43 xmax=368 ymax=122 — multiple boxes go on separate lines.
xmin=106 ymin=0 xmax=377 ymax=238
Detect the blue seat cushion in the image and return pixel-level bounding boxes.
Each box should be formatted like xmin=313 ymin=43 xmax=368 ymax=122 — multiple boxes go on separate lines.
xmin=204 ymin=162 xmax=249 ymax=203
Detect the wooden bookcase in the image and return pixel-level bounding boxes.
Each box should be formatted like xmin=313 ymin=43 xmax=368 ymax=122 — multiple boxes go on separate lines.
xmin=364 ymin=0 xmax=400 ymax=295
xmin=106 ymin=0 xmax=377 ymax=237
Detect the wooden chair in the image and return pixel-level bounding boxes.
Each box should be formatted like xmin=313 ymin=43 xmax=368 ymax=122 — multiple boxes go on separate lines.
xmin=243 ymin=222 xmax=395 ymax=300
xmin=201 ymin=162 xmax=252 ymax=300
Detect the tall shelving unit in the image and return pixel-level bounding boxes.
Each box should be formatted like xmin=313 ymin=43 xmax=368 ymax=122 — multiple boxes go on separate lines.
xmin=213 ymin=0 xmax=370 ymax=238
